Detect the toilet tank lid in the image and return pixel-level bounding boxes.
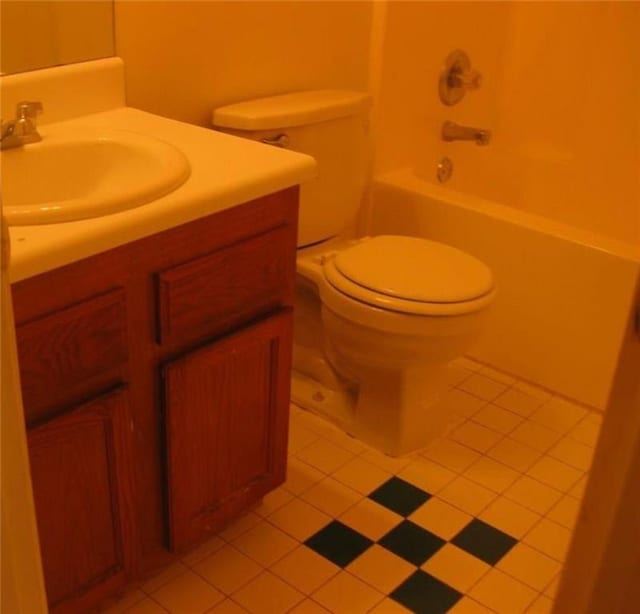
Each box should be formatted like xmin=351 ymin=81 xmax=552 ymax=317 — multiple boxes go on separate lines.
xmin=212 ymin=90 xmax=371 ymax=130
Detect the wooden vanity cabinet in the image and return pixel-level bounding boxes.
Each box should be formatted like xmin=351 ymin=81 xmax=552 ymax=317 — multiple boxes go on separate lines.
xmin=11 ymin=188 xmax=298 ymax=612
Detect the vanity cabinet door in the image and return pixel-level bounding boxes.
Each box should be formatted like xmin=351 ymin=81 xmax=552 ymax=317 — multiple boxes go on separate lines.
xmin=163 ymin=309 xmax=292 ymax=551
xmin=27 ymin=388 xmax=135 ymax=614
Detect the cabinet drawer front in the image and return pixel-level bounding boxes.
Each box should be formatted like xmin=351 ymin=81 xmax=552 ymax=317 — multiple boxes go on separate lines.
xmin=157 ymin=225 xmax=292 ymax=345
xmin=16 ymin=289 xmax=128 ymax=423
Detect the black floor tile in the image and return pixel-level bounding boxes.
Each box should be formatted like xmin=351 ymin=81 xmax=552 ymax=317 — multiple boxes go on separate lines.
xmin=451 ymin=518 xmax=517 ymax=565
xmin=304 ymin=520 xmax=373 ymax=567
xmin=369 ymin=477 xmax=431 ymax=517
xmin=391 ymin=569 xmax=462 ymax=614
xmin=379 ymin=520 xmax=445 ymax=566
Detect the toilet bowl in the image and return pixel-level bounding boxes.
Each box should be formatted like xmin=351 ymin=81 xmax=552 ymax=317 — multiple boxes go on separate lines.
xmin=213 ymin=90 xmax=496 ymax=455
xmin=293 ymin=234 xmax=495 ymax=455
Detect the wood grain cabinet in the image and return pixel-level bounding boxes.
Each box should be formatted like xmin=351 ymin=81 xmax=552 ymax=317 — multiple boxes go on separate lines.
xmin=11 ymin=189 xmax=298 ymax=612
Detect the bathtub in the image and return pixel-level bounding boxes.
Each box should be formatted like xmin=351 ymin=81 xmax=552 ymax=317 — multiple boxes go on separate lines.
xmin=369 ymin=169 xmax=640 ymax=410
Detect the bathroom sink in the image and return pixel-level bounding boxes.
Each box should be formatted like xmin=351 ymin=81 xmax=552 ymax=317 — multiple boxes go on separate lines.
xmin=1 ymin=128 xmax=191 ymax=225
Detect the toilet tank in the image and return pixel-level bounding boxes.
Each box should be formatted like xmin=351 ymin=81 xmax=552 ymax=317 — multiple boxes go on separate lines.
xmin=213 ymin=91 xmax=371 ymax=247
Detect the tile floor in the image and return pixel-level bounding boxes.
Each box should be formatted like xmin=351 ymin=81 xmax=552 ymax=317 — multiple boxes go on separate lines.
xmin=105 ymin=358 xmax=602 ymax=614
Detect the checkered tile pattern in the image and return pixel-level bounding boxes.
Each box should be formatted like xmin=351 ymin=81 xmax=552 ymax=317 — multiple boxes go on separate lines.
xmin=304 ymin=477 xmax=517 ymax=612
xmin=105 ymin=358 xmax=601 ymax=614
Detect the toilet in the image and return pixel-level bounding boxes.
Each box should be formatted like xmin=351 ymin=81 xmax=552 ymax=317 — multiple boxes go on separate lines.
xmin=213 ymin=91 xmax=495 ymax=455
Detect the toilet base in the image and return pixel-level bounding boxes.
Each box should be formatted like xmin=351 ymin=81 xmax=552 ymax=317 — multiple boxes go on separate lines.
xmin=290 ymin=364 xmax=457 ymax=457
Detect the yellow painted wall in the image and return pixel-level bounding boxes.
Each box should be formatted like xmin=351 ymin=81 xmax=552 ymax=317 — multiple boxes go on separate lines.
xmin=114 ymin=0 xmax=372 ymax=127
xmin=376 ymin=1 xmax=640 ymax=246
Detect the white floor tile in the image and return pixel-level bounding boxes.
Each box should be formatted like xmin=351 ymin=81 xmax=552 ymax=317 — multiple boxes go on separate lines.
xmin=526 ymin=456 xmax=583 ymax=493
xmin=219 ymin=512 xmax=263 ymax=542
xmin=397 ymin=458 xmax=457 ymax=493
xmin=568 ymin=474 xmax=589 ymax=500
xmin=270 ymin=545 xmax=339 ymax=595
xmin=523 ymin=518 xmax=572 ymax=562
xmin=437 ymin=476 xmax=496 ymax=516
xmin=435 ymin=389 xmax=487 ymax=418
xmin=486 ymin=437 xmax=542 ymax=473
xmin=206 ymin=599 xmax=249 ymax=613
xmin=421 ymin=437 xmax=481 ymax=473
xmin=253 ymin=487 xmax=294 ymax=518
xmin=288 ymin=599 xmax=331 ymax=613
xmin=567 ymin=414 xmax=601 ymax=447
xmin=151 ymin=570 xmax=224 ymax=614
xmin=463 ymin=456 xmax=520 ymax=493
xmin=193 ymin=545 xmax=262 ymax=595
xmin=301 ymin=476 xmax=361 ymax=517
xmin=181 ymin=534 xmax=225 ymax=567
xmin=458 ymin=374 xmax=508 ymax=401
xmin=472 ymin=404 xmax=523 ymax=435
xmin=331 ymin=457 xmax=392 ymax=495
xmin=525 ymin=595 xmax=555 ymax=613
xmin=339 ymin=498 xmax=403 ymax=541
xmin=127 ymin=599 xmax=170 ymax=614
xmin=295 ymin=439 xmax=355 ymax=474
xmin=547 ymin=494 xmax=581 ymax=529
xmin=511 ymin=381 xmax=553 ymax=403
xmin=496 ymin=543 xmax=562 ymax=590
xmin=368 ymin=597 xmax=413 ymax=613
xmin=543 ymin=574 xmax=562 ymax=598
xmin=477 ymin=365 xmax=517 ymax=386
xmin=422 ymin=543 xmax=491 ymax=593
xmin=478 ymin=497 xmax=541 ymax=539
xmin=359 ymin=448 xmax=415 ymax=474
xmin=284 ymin=458 xmax=326 ymax=495
xmin=493 ymin=388 xmax=544 ymax=417
xmin=468 ymin=568 xmax=537 ymax=614
xmin=231 ymin=522 xmax=297 ymax=567
xmin=444 ymin=364 xmax=475 ymax=388
xmin=529 ymin=397 xmax=588 ymax=433
xmin=448 ymin=597 xmax=496 ymax=613
xmin=267 ymin=498 xmax=331 ymax=541
xmin=450 ymin=421 xmax=504 ymax=453
xmin=231 ymin=571 xmax=304 ymax=614
xmin=347 ymin=544 xmax=415 ymax=594
xmin=141 ymin=562 xmax=189 ymax=594
xmin=548 ymin=436 xmax=594 ymax=471
xmin=409 ymin=497 xmax=473 ymax=540
xmin=311 ymin=571 xmax=385 ymax=614
xmin=510 ymin=421 xmax=562 ymax=452
xmin=288 ymin=421 xmax=320 ymax=455
xmin=503 ymin=475 xmax=563 ymax=515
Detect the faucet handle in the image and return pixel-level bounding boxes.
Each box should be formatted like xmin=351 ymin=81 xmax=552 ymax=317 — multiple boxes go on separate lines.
xmin=450 ymin=67 xmax=482 ymax=91
xmin=16 ymin=101 xmax=43 ymax=120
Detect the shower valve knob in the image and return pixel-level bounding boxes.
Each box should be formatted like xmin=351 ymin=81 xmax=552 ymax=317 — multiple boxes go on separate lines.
xmin=450 ymin=68 xmax=482 ymax=90
xmin=439 ymin=50 xmax=483 ymax=106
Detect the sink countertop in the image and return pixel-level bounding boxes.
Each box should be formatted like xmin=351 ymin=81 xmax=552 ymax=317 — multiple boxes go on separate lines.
xmin=8 ymin=107 xmax=316 ymax=282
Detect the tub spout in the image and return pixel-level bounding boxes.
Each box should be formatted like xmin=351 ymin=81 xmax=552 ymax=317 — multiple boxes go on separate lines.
xmin=442 ymin=120 xmax=491 ymax=145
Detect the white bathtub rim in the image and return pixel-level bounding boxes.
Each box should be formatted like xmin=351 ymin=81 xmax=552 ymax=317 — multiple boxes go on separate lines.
xmin=376 ymin=168 xmax=640 ymax=264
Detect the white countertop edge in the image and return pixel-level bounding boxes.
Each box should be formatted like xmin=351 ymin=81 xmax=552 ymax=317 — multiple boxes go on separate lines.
xmin=8 ymin=107 xmax=317 ymax=282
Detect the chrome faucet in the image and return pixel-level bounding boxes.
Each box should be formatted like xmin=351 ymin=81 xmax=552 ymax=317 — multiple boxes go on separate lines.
xmin=441 ymin=120 xmax=491 ymax=146
xmin=1 ymin=101 xmax=43 ymax=150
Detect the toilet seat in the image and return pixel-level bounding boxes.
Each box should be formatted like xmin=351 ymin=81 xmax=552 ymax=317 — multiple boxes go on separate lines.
xmin=324 ymin=236 xmax=495 ymax=316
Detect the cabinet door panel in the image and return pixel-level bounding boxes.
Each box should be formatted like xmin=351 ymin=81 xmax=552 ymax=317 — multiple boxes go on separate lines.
xmin=28 ymin=388 xmax=135 ymax=613
xmin=163 ymin=309 xmax=292 ymax=550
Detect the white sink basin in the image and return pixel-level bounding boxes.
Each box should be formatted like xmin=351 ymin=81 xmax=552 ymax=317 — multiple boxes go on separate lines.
xmin=1 ymin=128 xmax=191 ymax=225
